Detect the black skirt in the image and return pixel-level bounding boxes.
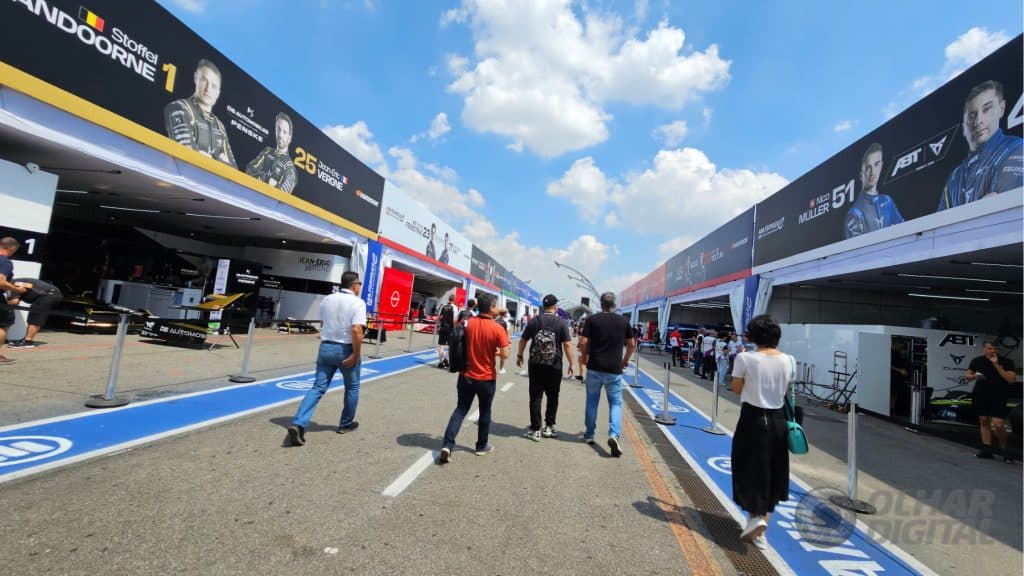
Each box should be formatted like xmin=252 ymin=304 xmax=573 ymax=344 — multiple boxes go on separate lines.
xmin=731 ymin=402 xmax=790 ymax=516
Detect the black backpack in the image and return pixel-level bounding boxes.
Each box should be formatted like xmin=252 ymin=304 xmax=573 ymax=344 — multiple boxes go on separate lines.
xmin=529 ymin=315 xmax=561 ymax=368
xmin=447 ymin=323 xmax=468 ymax=373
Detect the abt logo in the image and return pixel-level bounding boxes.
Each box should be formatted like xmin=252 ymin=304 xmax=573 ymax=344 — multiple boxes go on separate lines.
xmin=939 ymin=333 xmax=975 ymax=347
xmin=888 ymin=125 xmax=958 ymax=181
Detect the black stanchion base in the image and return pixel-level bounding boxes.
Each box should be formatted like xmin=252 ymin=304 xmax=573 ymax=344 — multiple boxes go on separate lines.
xmin=229 ymin=375 xmax=256 ymax=383
xmin=85 ymin=395 xmax=130 ymax=409
xmin=654 ymin=416 xmax=677 ymax=425
xmin=629 ymin=383 xmax=644 ymax=388
xmin=701 ymin=425 xmax=726 ymax=435
xmin=368 ymin=354 xmax=383 ymax=359
xmin=829 ymin=495 xmax=877 ymax=514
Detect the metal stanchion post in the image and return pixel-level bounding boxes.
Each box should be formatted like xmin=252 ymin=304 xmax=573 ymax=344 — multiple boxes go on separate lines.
xmin=229 ymin=317 xmax=257 ymax=383
xmin=830 ymin=401 xmax=877 ymax=514
xmin=629 ymin=348 xmax=643 ymax=388
xmin=702 ymin=372 xmax=725 ymax=435
xmin=909 ymin=369 xmax=923 ymax=427
xmin=369 ymin=316 xmax=383 ymax=359
xmin=655 ymin=362 xmax=677 ymax=425
xmin=405 ymin=318 xmax=414 ymax=353
xmin=85 ymin=313 xmax=131 ymax=408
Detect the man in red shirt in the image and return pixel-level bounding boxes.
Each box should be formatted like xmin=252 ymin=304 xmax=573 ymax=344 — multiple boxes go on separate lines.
xmin=669 ymin=327 xmax=683 ymax=367
xmin=439 ymin=293 xmax=510 ymax=463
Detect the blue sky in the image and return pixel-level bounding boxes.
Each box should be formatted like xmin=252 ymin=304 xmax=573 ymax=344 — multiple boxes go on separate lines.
xmin=159 ymin=0 xmax=1022 ymax=304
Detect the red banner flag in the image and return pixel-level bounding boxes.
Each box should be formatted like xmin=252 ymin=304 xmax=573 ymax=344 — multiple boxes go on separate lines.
xmin=454 ymin=287 xmax=467 ymax=308
xmin=378 ymin=267 xmax=414 ymax=331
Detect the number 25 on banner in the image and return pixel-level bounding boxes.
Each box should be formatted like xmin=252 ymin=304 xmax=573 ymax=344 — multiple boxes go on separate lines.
xmin=294 ymin=147 xmax=318 ymax=175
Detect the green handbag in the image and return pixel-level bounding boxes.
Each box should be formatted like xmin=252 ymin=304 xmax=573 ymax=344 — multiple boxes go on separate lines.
xmin=786 ymin=356 xmax=809 ymax=455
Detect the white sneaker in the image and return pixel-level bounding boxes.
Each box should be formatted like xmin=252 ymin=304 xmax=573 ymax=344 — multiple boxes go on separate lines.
xmin=752 ymin=535 xmax=768 ymax=550
xmin=498 ymin=368 xmax=506 ymax=374
xmin=740 ymin=517 xmax=767 ymax=543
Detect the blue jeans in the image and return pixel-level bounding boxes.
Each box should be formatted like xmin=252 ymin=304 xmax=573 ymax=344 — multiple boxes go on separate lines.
xmin=292 ymin=341 xmax=360 ymax=428
xmin=442 ymin=375 xmax=496 ymax=451
xmin=584 ymin=369 xmax=623 ymax=440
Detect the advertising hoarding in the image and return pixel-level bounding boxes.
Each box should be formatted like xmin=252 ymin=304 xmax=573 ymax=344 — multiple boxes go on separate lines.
xmin=754 ymin=36 xmax=1023 ymax=266
xmin=378 ymin=182 xmax=473 ymax=274
xmin=2 ymin=0 xmax=384 ymax=234
xmin=635 ymin=263 xmax=666 ymax=306
xmin=470 ymin=246 xmax=505 ymax=290
xmin=665 ymin=208 xmax=754 ymax=296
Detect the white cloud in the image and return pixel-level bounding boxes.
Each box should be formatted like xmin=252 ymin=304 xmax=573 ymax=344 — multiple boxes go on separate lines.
xmin=386 ymin=146 xmax=482 ymax=222
xmin=551 ymin=146 xmax=787 ymax=237
xmin=833 ymin=120 xmax=853 ymax=133
xmin=322 ymin=121 xmax=387 ymax=174
xmin=652 ymin=120 xmax=689 ymax=146
xmin=883 ymin=27 xmax=1010 ymax=118
xmin=169 ymin=0 xmax=205 ymax=14
xmin=410 ymin=112 xmax=453 ymax=143
xmin=546 ymin=157 xmax=612 ymax=222
xmin=440 ymin=7 xmax=468 ymax=27
xmin=445 ymin=0 xmax=731 ymax=158
xmin=604 ymin=271 xmax=645 ymax=294
xmin=702 ymin=107 xmax=712 ymax=129
xmin=603 ymin=211 xmax=619 ymax=226
xmin=465 ymin=223 xmax=617 ymax=306
xmin=634 ymin=0 xmax=649 ymax=21
xmin=657 ymin=235 xmax=697 ymax=257
xmin=428 ymin=112 xmax=452 ymax=139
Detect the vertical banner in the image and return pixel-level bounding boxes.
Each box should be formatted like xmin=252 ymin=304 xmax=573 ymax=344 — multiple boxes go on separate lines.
xmin=741 ymin=274 xmax=760 ymax=331
xmin=377 ymin=267 xmax=414 ymax=331
xmin=209 ymin=258 xmax=231 ymax=324
xmin=361 ymin=239 xmax=383 ymax=314
xmin=454 ymin=287 xmax=467 ymax=308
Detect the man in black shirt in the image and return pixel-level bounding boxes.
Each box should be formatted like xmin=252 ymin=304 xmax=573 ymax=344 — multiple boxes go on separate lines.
xmin=517 ymin=294 xmax=574 ymax=441
xmin=579 ymin=291 xmax=635 ymax=457
xmin=6 ymin=278 xmax=63 ymax=348
xmin=0 ymin=237 xmax=29 ymax=365
xmin=964 ymin=340 xmax=1017 ymax=462
xmin=436 ymin=295 xmax=456 ymax=369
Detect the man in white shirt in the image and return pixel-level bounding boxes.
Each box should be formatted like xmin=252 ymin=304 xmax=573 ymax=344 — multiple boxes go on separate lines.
xmin=288 ymin=271 xmax=367 ymax=446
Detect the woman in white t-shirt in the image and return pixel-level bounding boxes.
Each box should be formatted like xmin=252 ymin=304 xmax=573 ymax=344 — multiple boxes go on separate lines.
xmin=730 ymin=315 xmax=795 ymax=550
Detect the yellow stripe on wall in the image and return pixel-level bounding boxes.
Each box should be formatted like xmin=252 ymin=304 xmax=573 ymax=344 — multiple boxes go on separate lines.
xmin=0 ymin=62 xmax=379 ymax=241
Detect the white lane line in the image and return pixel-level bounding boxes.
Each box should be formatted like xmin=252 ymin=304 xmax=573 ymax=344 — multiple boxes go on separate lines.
xmin=382 ymin=450 xmax=436 ymax=498
xmin=500 ymin=382 xmax=515 ymax=392
xmin=466 ymin=409 xmax=480 ymax=423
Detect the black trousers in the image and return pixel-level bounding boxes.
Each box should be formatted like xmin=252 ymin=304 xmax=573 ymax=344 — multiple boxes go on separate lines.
xmin=731 ymin=402 xmax=789 ymax=516
xmin=528 ymin=364 xmax=562 ymax=431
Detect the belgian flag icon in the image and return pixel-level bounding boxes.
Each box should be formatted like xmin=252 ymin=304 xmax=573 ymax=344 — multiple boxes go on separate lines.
xmin=78 ymin=6 xmax=105 ymax=33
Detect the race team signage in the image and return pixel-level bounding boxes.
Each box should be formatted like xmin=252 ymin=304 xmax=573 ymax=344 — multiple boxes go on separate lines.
xmin=664 ymin=208 xmax=754 ymax=296
xmin=754 ymin=36 xmax=1023 ymax=266
xmin=1 ymin=0 xmax=385 ymax=234
xmin=470 ymin=246 xmax=505 ymax=290
xmin=378 ymin=182 xmax=473 ymax=274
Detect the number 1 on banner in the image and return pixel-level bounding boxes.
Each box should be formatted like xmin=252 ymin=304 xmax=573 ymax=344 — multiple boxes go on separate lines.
xmin=162 ymin=63 xmax=177 ymax=93
xmin=23 ymin=238 xmax=35 ymax=255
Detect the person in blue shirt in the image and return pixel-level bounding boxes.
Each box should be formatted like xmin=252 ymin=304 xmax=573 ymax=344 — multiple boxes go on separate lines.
xmin=938 ymin=80 xmax=1023 ymax=211
xmin=845 ymin=142 xmax=904 ymax=238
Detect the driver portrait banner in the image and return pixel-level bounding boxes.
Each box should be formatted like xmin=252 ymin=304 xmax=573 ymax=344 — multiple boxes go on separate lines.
xmin=753 ymin=36 xmax=1023 ymax=266
xmin=470 ymin=246 xmax=505 ymax=291
xmin=377 ymin=267 xmax=414 ymax=332
xmin=1 ymin=0 xmax=384 ymax=235
xmin=379 ymin=182 xmax=473 ymax=274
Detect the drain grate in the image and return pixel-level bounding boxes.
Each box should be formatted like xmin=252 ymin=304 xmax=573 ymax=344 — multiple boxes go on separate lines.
xmin=626 ymin=394 xmax=780 ymax=576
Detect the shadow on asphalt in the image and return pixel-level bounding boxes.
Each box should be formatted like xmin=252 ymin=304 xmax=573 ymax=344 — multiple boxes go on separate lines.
xmin=631 ymin=496 xmax=750 ymax=556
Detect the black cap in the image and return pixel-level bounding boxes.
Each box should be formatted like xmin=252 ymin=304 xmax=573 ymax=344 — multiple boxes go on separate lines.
xmin=542 ymin=294 xmax=558 ymax=307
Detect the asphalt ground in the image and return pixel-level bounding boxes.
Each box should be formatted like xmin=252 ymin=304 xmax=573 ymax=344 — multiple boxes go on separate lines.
xmin=0 ymin=344 xmax=742 ymax=576
xmin=640 ymin=349 xmax=1023 ymax=576
xmin=0 ymin=329 xmax=1021 ymax=575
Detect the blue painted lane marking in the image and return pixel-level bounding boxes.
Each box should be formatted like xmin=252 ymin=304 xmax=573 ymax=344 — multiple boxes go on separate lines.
xmin=0 ymin=349 xmax=441 ymax=483
xmin=627 ymin=367 xmax=934 ymax=576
